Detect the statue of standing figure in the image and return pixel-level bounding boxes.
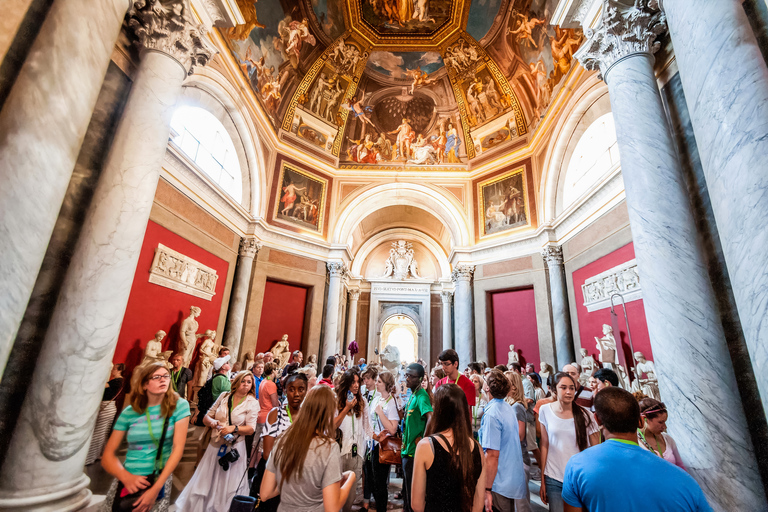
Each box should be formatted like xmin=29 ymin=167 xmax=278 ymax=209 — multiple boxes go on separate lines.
xmin=579 ymin=348 xmax=597 ymax=384
xmin=141 ymin=330 xmax=171 ymax=367
xmin=178 ymin=306 xmax=202 ymax=368
xmin=507 ymin=344 xmax=519 ymax=366
xmin=595 ymin=324 xmax=617 ymax=368
xmin=192 ymin=329 xmax=218 ymax=388
xmin=632 ymin=351 xmax=661 ymax=400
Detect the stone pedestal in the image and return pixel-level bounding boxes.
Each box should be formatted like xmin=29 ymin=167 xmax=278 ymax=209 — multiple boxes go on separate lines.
xmin=542 ymin=245 xmax=575 ymax=369
xmin=223 ymin=237 xmax=260 ymax=360
xmin=662 ymin=0 xmax=768 ymax=418
xmin=441 ymin=291 xmax=453 ymax=351
xmin=346 ymin=290 xmax=360 ymax=360
xmin=575 ymin=2 xmax=766 ymax=509
xmin=0 ymin=0 xmax=130 ymax=378
xmin=451 ymin=265 xmax=475 ymax=368
xmin=322 ymin=262 xmax=347 ymax=363
xmin=0 ymin=3 xmax=212 ymax=510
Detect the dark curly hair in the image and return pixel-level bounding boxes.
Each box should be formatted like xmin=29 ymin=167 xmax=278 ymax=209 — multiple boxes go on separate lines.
xmin=486 ymin=369 xmax=511 ymax=399
xmin=336 ymin=370 xmax=363 ymax=417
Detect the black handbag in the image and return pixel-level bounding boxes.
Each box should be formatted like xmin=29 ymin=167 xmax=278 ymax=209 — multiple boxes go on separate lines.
xmin=112 ymin=414 xmax=171 ymax=512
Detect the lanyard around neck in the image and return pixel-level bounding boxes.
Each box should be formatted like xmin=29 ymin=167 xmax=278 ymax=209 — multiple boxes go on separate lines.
xmin=146 ymin=409 xmax=159 ymax=448
xmin=171 ymin=370 xmax=181 ymax=390
xmin=286 ymin=405 xmax=294 ymax=424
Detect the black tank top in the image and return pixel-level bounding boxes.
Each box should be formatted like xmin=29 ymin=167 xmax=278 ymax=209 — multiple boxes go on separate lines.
xmin=425 ymin=433 xmax=483 ymax=512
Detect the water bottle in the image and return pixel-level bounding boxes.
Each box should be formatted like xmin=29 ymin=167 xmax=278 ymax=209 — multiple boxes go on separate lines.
xmin=347 ymin=390 xmax=355 ymax=403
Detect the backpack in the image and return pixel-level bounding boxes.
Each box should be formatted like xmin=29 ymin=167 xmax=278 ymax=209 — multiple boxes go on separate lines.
xmin=195 ymin=374 xmax=227 ymax=426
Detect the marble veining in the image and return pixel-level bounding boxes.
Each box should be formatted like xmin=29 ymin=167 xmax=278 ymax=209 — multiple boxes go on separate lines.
xmin=542 ymin=246 xmax=575 ymax=368
xmin=322 ymin=262 xmax=347 ymax=362
xmin=452 ymin=265 xmax=475 ymax=366
xmin=222 ymin=238 xmax=260 ymax=360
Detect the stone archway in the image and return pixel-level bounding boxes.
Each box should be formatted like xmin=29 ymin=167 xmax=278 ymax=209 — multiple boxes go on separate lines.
xmin=367 ymin=288 xmax=431 ymax=364
xmin=380 ymin=315 xmax=419 ymax=363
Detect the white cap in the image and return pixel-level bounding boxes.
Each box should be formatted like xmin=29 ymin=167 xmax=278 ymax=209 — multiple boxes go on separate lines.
xmin=213 ymin=354 xmax=231 ymax=371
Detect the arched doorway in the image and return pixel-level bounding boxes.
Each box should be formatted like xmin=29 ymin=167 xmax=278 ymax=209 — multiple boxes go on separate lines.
xmin=381 ymin=315 xmax=418 ymax=363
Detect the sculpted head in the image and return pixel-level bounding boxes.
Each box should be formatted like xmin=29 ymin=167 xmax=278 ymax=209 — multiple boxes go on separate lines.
xmin=281 ymin=334 xmax=289 ymax=342
xmin=602 ymin=324 xmax=612 ymax=335
xmin=580 ymin=348 xmax=588 ymax=357
xmin=190 ymin=306 xmax=202 ymax=317
xmin=155 ymin=330 xmax=166 ymax=341
xmin=634 ymin=351 xmax=646 ymax=362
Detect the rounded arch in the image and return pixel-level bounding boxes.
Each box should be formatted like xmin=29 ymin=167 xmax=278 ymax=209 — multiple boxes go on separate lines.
xmin=350 ymin=228 xmax=451 ymax=279
xmin=333 ymin=183 xmax=471 ymax=248
xmin=376 ymin=308 xmax=424 ymax=359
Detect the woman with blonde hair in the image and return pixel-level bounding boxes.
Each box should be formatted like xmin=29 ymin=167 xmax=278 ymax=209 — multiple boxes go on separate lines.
xmin=261 ymin=385 xmax=357 ymax=510
xmin=101 ymin=363 xmax=190 ymax=512
xmin=469 ymin=374 xmax=487 ymax=440
xmin=503 ymin=371 xmax=534 ymax=511
xmin=176 ymin=371 xmax=259 ymax=511
xmin=369 ymin=371 xmax=400 ymax=512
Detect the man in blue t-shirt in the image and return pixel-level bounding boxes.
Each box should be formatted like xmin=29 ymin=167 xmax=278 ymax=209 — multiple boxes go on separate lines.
xmin=562 ymin=387 xmax=712 ymax=512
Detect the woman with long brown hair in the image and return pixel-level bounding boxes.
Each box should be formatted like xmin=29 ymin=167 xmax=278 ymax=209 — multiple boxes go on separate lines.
xmin=369 ymin=371 xmax=400 ymax=512
xmin=101 ymin=363 xmax=190 ymax=512
xmin=334 ymin=370 xmax=372 ymax=512
xmin=538 ymin=372 xmax=599 ymax=512
xmin=260 ymin=385 xmax=357 ymax=510
xmin=638 ymin=398 xmax=685 ymax=469
xmin=410 ymin=383 xmax=486 ymax=512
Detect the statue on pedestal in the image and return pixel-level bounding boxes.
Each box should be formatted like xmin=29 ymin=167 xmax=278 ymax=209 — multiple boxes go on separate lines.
xmin=243 ymin=352 xmax=255 ymax=372
xmin=632 ymin=351 xmax=661 ymax=400
xmin=539 ymin=361 xmax=553 ymax=391
xmin=141 ymin=330 xmax=172 ymax=367
xmin=595 ymin=324 xmax=617 ymax=368
xmin=507 ymin=344 xmax=519 ymax=366
xmin=178 ymin=306 xmax=202 ymax=368
xmin=193 ymin=329 xmax=217 ymax=389
xmin=579 ymin=348 xmax=597 ymax=385
xmin=270 ymin=334 xmax=291 ymax=369
xmin=380 ymin=344 xmax=401 ymax=373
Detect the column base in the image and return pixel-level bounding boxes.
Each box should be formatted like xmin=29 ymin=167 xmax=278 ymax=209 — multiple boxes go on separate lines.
xmin=0 ymin=474 xmax=92 ymax=511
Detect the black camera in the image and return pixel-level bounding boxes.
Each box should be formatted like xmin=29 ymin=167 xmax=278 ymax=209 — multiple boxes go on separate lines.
xmin=218 ymin=447 xmax=240 ymax=471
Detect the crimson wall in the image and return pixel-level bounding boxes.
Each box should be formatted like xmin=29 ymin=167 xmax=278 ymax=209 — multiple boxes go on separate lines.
xmin=491 ymin=287 xmax=540 ymax=367
xmin=254 ymin=280 xmax=308 ymax=356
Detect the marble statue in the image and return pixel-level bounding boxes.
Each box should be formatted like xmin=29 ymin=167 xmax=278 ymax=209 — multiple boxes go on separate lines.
xmin=595 ymin=324 xmax=617 ymax=368
xmin=380 ymin=344 xmax=401 ymax=373
xmin=632 ymin=352 xmax=661 ymax=400
xmin=178 ymin=306 xmax=202 ymax=367
xmin=579 ymin=348 xmax=597 ymax=384
xmin=242 ymin=352 xmax=255 ymax=372
xmin=382 ymin=240 xmax=422 ymax=280
xmin=507 ymin=344 xmax=519 ymax=366
xmin=270 ymin=334 xmax=291 ymax=369
xmin=193 ymin=329 xmax=217 ymax=388
xmin=307 ymin=354 xmax=317 ymax=366
xmin=539 ymin=361 xmax=553 ymax=391
xmin=141 ymin=330 xmax=170 ymax=366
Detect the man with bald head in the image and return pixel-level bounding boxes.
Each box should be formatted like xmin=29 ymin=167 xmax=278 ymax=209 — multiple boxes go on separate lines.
xmin=563 ymin=363 xmax=594 ymax=409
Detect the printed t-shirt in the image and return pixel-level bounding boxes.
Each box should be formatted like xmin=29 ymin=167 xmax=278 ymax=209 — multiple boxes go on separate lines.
xmin=113 ymin=399 xmax=191 ymax=476
xmin=435 ymin=374 xmax=476 ymax=407
xmin=258 ymin=379 xmax=277 ymax=423
xmin=401 ymin=387 xmax=433 ymax=457
xmin=479 ymin=398 xmax=527 ymax=500
xmin=562 ymin=439 xmax=712 ymax=512
xmin=538 ymin=403 xmax=598 ymax=482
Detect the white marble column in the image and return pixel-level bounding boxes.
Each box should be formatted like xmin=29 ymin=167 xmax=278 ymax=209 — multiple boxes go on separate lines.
xmin=661 ymin=0 xmax=768 ymax=417
xmin=441 ymin=291 xmax=453 ymax=351
xmin=0 ymin=0 xmax=130 ymax=379
xmin=223 ymin=237 xmax=260 ymax=361
xmin=346 ymin=289 xmax=360 ymax=359
xmin=322 ymin=262 xmax=347 ymax=363
xmin=542 ymin=245 xmax=575 ymax=369
xmin=451 ymin=265 xmax=475 ymax=368
xmin=575 ymin=2 xmax=766 ymax=509
xmin=0 ymin=3 xmax=213 ymax=510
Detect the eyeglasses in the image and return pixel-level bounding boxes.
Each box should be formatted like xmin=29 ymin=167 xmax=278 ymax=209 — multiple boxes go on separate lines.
xmin=149 ymin=374 xmax=171 ymax=382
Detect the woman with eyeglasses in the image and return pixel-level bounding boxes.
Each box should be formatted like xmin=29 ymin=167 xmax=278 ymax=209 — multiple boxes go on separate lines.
xmin=101 ymin=363 xmax=190 ymax=512
xmin=638 ymin=398 xmax=686 ymax=469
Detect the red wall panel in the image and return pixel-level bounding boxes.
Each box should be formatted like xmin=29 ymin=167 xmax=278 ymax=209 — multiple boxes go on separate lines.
xmin=491 ymin=288 xmax=540 ymax=367
xmin=254 ymin=281 xmax=308 ymax=356
xmin=571 ymin=242 xmax=652 ymax=369
xmin=114 ymin=221 xmax=229 ymax=374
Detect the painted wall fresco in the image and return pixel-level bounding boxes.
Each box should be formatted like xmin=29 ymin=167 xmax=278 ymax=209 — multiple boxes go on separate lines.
xmin=273 ymin=163 xmax=328 ymax=232
xmin=311 ymin=0 xmax=346 ymax=40
xmin=367 ymin=51 xmax=443 ymax=79
xmin=361 ymin=0 xmax=454 ymax=34
xmin=465 ymin=0 xmax=503 ymax=40
xmin=478 ymin=167 xmax=529 ymax=236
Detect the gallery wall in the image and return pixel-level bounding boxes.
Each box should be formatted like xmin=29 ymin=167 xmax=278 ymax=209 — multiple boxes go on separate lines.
xmin=254 ymin=280 xmax=308 ymax=356
xmin=490 ymin=288 xmax=541 ymax=368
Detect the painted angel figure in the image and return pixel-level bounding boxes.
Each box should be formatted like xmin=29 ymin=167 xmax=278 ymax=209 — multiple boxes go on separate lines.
xmin=278 ymin=17 xmax=316 ymax=68
xmin=405 ymin=67 xmax=436 ymax=94
xmin=228 ymin=0 xmax=266 ymax=40
xmin=342 ymin=93 xmax=376 ymax=129
xmin=507 ymin=10 xmax=546 ymax=48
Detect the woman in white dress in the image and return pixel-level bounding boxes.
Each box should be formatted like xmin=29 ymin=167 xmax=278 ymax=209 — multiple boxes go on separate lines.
xmin=176 ymin=371 xmax=259 ymax=512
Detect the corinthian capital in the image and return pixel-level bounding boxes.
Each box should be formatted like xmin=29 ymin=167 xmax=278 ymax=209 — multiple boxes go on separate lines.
xmin=128 ymin=0 xmax=215 ymax=74
xmin=238 ymin=237 xmax=261 ymax=258
xmin=542 ymin=245 xmax=564 ymax=265
xmin=327 ymin=261 xmax=348 ymax=278
xmin=574 ymin=0 xmax=666 ymax=80
xmin=451 ymin=264 xmax=475 ymax=282
xmin=348 ymin=289 xmax=361 ymax=301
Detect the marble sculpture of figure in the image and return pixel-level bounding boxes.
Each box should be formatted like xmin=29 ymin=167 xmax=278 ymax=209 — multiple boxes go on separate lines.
xmin=595 ymin=323 xmax=617 ymax=367
xmin=580 ymin=348 xmax=597 ymax=379
xmin=539 ymin=361 xmax=553 ymax=392
xmin=141 ymin=330 xmax=168 ymax=366
xmin=633 ymin=351 xmax=661 ymax=400
xmin=507 ymin=344 xmax=519 ymax=366
xmin=380 ymin=344 xmax=401 ymax=373
xmin=178 ymin=306 xmax=202 ymax=367
xmin=242 ymin=351 xmax=255 ymax=372
xmin=193 ymin=329 xmax=217 ymax=388
xmin=271 ymin=334 xmax=291 ymax=369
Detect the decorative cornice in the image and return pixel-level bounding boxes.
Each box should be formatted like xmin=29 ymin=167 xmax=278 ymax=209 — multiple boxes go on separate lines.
xmin=542 ymin=245 xmax=564 ymax=265
xmin=327 ymin=261 xmax=348 ymax=278
xmin=128 ymin=0 xmax=215 ymax=75
xmin=574 ymin=0 xmax=666 ymax=80
xmin=451 ymin=264 xmax=475 ymax=282
xmin=238 ymin=237 xmax=261 ymax=258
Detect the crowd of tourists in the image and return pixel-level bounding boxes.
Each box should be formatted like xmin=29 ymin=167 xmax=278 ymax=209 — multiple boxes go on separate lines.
xmin=89 ymin=347 xmax=712 ymax=512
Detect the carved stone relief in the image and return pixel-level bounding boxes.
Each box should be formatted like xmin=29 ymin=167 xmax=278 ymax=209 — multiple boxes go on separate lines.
xmin=149 ymin=243 xmax=219 ymax=300
xmin=581 ymin=258 xmax=641 ymax=312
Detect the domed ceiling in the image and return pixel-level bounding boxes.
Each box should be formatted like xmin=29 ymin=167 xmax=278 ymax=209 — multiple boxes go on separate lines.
xmin=226 ymin=0 xmax=583 ymax=170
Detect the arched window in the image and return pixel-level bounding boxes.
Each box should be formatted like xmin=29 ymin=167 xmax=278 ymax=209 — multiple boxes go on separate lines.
xmin=170 ymin=106 xmax=243 ymax=203
xmin=562 ymin=113 xmax=620 ymax=210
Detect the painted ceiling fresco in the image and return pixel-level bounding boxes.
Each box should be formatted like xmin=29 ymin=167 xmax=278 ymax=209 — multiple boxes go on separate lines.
xmin=224 ymin=0 xmax=584 ymax=169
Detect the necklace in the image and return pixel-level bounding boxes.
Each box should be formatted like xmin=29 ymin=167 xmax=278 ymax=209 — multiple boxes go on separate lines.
xmin=639 ymin=429 xmax=663 ymax=456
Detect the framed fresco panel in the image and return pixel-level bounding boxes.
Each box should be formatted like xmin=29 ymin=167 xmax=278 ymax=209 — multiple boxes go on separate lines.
xmin=477 ymin=166 xmax=530 ymax=237
xmin=273 ymin=162 xmax=328 ymax=233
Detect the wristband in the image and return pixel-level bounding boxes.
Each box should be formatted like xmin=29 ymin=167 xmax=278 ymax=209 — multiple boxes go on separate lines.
xmin=234 ymin=425 xmax=239 ymax=434
xmin=485 ymin=488 xmax=492 ymax=492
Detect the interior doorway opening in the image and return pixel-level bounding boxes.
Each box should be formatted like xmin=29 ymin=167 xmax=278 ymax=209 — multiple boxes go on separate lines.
xmin=381 ymin=315 xmax=418 ymax=363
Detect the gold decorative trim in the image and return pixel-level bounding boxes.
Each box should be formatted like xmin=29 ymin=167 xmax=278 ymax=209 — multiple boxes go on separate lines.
xmin=273 ymin=162 xmax=329 ymax=234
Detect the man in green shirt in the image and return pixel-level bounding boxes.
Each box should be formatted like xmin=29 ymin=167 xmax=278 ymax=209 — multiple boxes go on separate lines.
xmin=211 ymin=355 xmax=232 ymax=399
xmin=401 ymin=363 xmax=433 ymax=512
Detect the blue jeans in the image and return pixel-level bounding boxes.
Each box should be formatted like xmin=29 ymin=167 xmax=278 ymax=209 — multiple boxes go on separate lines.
xmin=544 ymin=476 xmax=564 ymax=512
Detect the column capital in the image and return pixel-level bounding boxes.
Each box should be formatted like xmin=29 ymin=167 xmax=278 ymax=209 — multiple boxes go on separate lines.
xmin=441 ymin=290 xmax=453 ymax=303
xmin=574 ymin=0 xmax=666 ymax=80
xmin=348 ymin=289 xmax=361 ymax=301
xmin=542 ymin=245 xmax=564 ymax=265
xmin=451 ymin=264 xmax=475 ymax=282
xmin=238 ymin=237 xmax=261 ymax=258
xmin=327 ymin=261 xmax=348 ymax=277
xmin=128 ymin=0 xmax=215 ymax=74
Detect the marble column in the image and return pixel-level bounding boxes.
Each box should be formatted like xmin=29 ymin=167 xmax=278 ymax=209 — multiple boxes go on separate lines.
xmin=575 ymin=2 xmax=766 ymax=509
xmin=661 ymin=0 xmax=768 ymax=417
xmin=451 ymin=265 xmax=475 ymax=368
xmin=0 ymin=0 xmax=130 ymax=378
xmin=441 ymin=291 xmax=453 ymax=351
xmin=0 ymin=3 xmax=213 ymax=510
xmin=322 ymin=262 xmax=347 ymax=363
xmin=223 ymin=237 xmax=261 ymax=361
xmin=542 ymin=245 xmax=575 ymax=369
xmin=346 ymin=289 xmax=360 ymax=360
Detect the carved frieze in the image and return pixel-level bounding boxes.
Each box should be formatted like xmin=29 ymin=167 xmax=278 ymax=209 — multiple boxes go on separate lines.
xmin=149 ymin=243 xmax=219 ymax=300
xmin=581 ymin=259 xmax=641 ymax=312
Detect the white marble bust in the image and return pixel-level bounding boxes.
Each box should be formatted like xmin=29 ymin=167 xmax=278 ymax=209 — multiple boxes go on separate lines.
xmin=507 ymin=344 xmax=519 ymax=366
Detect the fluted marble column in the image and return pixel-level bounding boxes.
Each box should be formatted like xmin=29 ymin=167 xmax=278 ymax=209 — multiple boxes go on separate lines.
xmin=575 ymin=2 xmax=766 ymax=509
xmin=451 ymin=265 xmax=475 ymax=368
xmin=542 ymin=245 xmax=575 ymax=369
xmin=223 ymin=237 xmax=261 ymax=361
xmin=661 ymin=0 xmax=768 ymax=417
xmin=441 ymin=291 xmax=453 ymax=351
xmin=346 ymin=289 xmax=360 ymax=358
xmin=0 ymin=0 xmax=130 ymax=379
xmin=322 ymin=262 xmax=347 ymax=363
xmin=0 ymin=3 xmax=213 ymax=510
